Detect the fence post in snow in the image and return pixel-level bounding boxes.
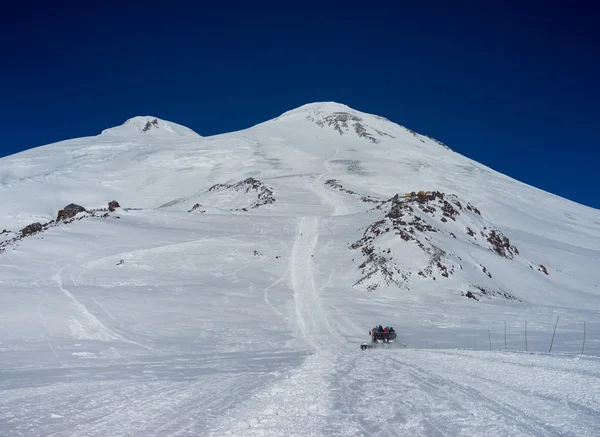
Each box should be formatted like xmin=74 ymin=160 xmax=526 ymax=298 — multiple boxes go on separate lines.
xmin=582 ymin=321 xmax=586 ymax=355
xmin=525 ymin=321 xmax=528 ymax=352
xmin=549 ymin=316 xmax=559 ymax=353
xmin=504 ymin=322 xmax=507 ymax=350
xmin=488 ymin=329 xmax=491 ymax=351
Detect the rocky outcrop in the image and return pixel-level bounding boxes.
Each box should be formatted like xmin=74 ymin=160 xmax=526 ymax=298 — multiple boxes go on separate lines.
xmin=2 ymin=201 xmax=120 ymax=255
xmin=306 ymin=111 xmax=395 ymax=144
xmin=350 ymin=191 xmax=536 ymax=299
xmin=57 ymin=203 xmax=86 ymax=221
xmin=20 ymin=222 xmax=42 ymax=237
xmin=188 ymin=203 xmax=206 ymax=213
xmin=324 ymin=179 xmax=380 ymax=203
xmin=463 ymin=285 xmax=521 ymax=302
xmin=108 ymin=200 xmax=120 ymax=212
xmin=485 ymin=229 xmax=518 ymax=259
xmin=207 ymin=178 xmax=275 ymax=210
xmin=142 ymin=118 xmax=159 ymax=132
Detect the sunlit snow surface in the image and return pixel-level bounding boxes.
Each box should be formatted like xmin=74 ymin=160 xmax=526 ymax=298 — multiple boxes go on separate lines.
xmin=1 ymin=103 xmax=600 ymax=436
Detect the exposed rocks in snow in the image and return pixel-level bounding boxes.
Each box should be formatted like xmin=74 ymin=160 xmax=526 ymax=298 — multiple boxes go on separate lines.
xmin=20 ymin=222 xmax=43 ymax=237
xmin=1 ymin=202 xmax=120 ymax=255
xmin=538 ymin=264 xmax=549 ymax=275
xmin=188 ymin=203 xmax=206 ymax=213
xmin=306 ymin=111 xmax=395 ymax=144
xmin=350 ymin=236 xmax=410 ymax=293
xmin=351 ymin=196 xmax=459 ymax=287
xmin=108 ymin=200 xmax=120 ymax=212
xmin=142 ymin=118 xmax=159 ymax=132
xmin=324 ymin=179 xmax=380 ymax=203
xmin=207 ymin=178 xmax=275 ymax=210
xmin=466 ymin=285 xmax=522 ymax=302
xmin=486 ymin=229 xmax=518 ymax=259
xmin=325 ymin=179 xmax=355 ymax=194
xmin=419 ymin=246 xmax=455 ymax=279
xmin=466 ymin=203 xmax=481 ymax=216
xmin=480 ymin=264 xmax=492 ymax=278
xmin=424 ymin=135 xmax=452 ymax=151
xmin=56 ymin=203 xmax=87 ymax=221
xmin=350 ymin=191 xmax=534 ymax=297
xmin=463 ymin=290 xmax=479 ymax=301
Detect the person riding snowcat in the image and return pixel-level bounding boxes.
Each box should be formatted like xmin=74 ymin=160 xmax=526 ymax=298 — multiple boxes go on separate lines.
xmin=361 ymin=325 xmax=396 ymax=350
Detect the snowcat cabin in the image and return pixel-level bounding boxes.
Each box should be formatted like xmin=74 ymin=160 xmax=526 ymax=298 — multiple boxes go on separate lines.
xmin=368 ymin=325 xmax=397 ymax=343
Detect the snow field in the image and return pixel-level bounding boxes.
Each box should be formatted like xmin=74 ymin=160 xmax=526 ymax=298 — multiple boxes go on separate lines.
xmin=1 ymin=102 xmax=599 ymax=436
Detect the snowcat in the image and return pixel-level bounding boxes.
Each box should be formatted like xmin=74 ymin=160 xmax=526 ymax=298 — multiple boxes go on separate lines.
xmin=360 ymin=328 xmax=397 ymax=350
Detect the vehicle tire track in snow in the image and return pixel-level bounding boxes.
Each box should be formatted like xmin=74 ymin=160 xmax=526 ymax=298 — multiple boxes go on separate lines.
xmin=385 ymin=352 xmax=595 ymax=437
xmin=205 ymin=350 xmax=338 ymax=437
xmin=389 ymin=356 xmax=554 ymax=436
xmin=333 ymin=351 xmax=542 ymax=437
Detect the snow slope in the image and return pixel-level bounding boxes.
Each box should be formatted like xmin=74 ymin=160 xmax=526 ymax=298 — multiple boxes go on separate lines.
xmin=1 ymin=102 xmax=600 ymax=436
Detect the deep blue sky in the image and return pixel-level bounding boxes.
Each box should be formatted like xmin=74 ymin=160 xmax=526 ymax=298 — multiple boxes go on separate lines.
xmin=1 ymin=1 xmax=599 ymax=208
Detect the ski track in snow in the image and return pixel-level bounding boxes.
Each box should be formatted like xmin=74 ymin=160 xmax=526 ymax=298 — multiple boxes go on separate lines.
xmin=208 ymin=145 xmax=354 ymax=436
xmin=291 ymin=216 xmax=342 ymax=349
xmin=52 ymin=268 xmax=152 ymax=351
xmin=291 ymin=144 xmax=345 ymax=350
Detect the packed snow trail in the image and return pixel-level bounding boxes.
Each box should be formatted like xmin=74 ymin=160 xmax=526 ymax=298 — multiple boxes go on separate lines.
xmin=206 ymin=350 xmax=339 ymax=437
xmin=310 ymin=146 xmax=352 ymax=216
xmin=205 ymin=148 xmax=350 ymax=436
xmin=291 ymin=216 xmax=342 ymax=349
xmin=211 ymin=214 xmax=344 ymax=436
xmin=291 ymin=145 xmax=346 ymax=349
xmin=328 ymin=349 xmax=600 ymax=437
xmin=207 ymin=348 xmax=600 ymax=437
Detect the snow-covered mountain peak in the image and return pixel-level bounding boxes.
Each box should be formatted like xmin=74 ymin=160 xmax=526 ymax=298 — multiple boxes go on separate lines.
xmin=277 ymin=101 xmax=356 ymax=117
xmin=100 ymin=115 xmax=201 ymax=138
xmin=271 ymin=101 xmax=397 ymax=144
xmin=2 ymin=101 xmax=600 ymax=435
